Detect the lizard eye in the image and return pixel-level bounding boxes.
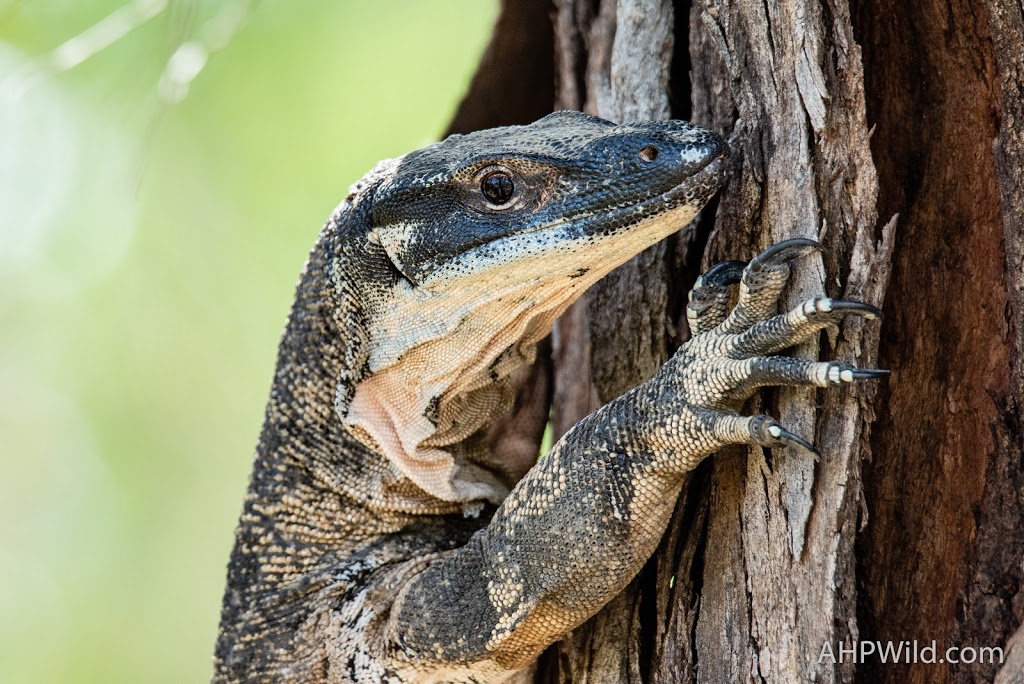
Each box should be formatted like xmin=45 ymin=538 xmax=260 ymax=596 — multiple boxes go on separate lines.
xmin=480 ymin=171 xmax=515 ymax=206
xmin=639 ymin=145 xmax=659 ymax=162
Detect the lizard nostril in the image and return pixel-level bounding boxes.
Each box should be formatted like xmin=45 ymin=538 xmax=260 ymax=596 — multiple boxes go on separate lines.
xmin=638 ymin=145 xmax=659 ymax=162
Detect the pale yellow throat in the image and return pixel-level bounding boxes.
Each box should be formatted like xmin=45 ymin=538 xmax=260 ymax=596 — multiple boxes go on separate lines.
xmin=343 ymin=205 xmax=697 ymax=509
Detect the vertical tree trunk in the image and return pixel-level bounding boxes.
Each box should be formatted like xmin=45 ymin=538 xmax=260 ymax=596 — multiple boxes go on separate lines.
xmin=448 ymin=0 xmax=1024 ymax=681
xmin=852 ymin=1 xmax=1024 ymax=683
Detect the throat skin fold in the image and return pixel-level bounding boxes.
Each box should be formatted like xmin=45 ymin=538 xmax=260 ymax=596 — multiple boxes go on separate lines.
xmin=343 ymin=203 xmax=701 ymax=509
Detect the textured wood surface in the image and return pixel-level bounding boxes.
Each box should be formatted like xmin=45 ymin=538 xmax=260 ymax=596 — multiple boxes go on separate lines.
xmin=854 ymin=0 xmax=1024 ymax=680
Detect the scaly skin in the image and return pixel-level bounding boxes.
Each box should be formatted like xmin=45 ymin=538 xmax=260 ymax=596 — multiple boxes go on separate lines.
xmin=213 ymin=111 xmax=884 ymax=683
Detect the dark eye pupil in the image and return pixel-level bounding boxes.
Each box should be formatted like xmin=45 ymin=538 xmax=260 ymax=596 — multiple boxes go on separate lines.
xmin=481 ymin=172 xmax=515 ymax=205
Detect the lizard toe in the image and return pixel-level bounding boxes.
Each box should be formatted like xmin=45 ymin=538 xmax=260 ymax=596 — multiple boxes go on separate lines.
xmin=718 ymin=238 xmax=823 ymax=334
xmin=686 ymin=260 xmax=745 ymax=335
xmin=748 ymin=238 xmax=822 ymax=270
xmin=758 ymin=418 xmax=820 ymax=459
xmin=700 ymin=410 xmax=820 ymax=458
xmin=728 ymin=297 xmax=883 ymax=357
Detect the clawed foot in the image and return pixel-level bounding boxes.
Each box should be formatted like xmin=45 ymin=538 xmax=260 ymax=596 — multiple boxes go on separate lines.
xmin=670 ymin=238 xmax=887 ymax=457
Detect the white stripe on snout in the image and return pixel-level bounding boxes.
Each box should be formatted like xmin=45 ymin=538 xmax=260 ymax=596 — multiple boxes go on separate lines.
xmin=680 ymin=148 xmax=707 ymax=164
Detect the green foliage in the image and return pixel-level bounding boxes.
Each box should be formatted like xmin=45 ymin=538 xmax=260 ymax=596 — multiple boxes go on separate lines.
xmin=0 ymin=2 xmax=497 ymax=681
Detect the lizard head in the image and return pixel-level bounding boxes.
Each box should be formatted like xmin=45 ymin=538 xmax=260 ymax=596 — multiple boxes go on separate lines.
xmin=371 ymin=110 xmax=728 ymax=286
xmin=336 ymin=111 xmax=729 ymax=509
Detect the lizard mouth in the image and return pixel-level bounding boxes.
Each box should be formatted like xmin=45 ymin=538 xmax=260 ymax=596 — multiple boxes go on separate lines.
xmin=697 ymin=155 xmax=727 ymax=181
xmin=574 ymin=149 xmax=730 ymax=238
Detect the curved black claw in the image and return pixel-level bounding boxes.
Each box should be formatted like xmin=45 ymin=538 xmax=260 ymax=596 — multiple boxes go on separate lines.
xmin=750 ymin=238 xmax=823 ymax=270
xmin=830 ymin=300 xmax=883 ymax=320
xmin=701 ymin=260 xmax=746 ymax=287
xmin=850 ymin=368 xmax=890 ymax=380
xmin=768 ymin=423 xmax=821 ymax=459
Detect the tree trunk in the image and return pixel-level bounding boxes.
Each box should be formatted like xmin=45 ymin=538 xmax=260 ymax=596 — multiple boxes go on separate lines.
xmin=448 ymin=0 xmax=1024 ymax=681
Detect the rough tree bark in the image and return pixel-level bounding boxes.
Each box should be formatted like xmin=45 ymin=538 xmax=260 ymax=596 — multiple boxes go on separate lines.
xmin=447 ymin=0 xmax=1024 ymax=681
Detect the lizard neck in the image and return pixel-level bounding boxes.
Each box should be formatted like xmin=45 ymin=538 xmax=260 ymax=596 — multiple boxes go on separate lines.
xmin=254 ymin=219 xmax=469 ymax=518
xmin=257 ymin=231 xmax=552 ymax=513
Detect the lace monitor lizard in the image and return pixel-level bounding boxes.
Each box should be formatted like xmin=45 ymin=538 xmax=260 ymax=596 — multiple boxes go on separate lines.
xmin=213 ymin=111 xmax=886 ymax=683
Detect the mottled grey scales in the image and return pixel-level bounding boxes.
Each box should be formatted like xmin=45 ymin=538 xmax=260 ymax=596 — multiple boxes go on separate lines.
xmin=213 ymin=111 xmax=885 ymax=683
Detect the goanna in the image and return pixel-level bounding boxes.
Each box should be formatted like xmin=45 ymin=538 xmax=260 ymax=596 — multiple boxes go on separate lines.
xmin=213 ymin=111 xmax=885 ymax=683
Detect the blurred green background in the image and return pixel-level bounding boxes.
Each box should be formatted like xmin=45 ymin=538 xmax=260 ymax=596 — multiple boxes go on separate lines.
xmin=0 ymin=1 xmax=497 ymax=681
